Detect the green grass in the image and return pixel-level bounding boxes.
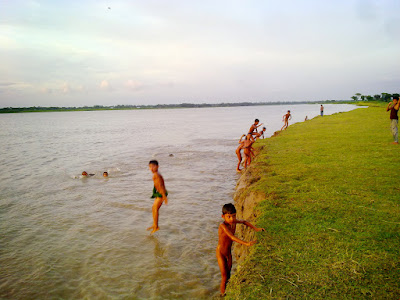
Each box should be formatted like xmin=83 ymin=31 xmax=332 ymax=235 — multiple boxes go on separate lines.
xmin=226 ymin=107 xmax=400 ymax=299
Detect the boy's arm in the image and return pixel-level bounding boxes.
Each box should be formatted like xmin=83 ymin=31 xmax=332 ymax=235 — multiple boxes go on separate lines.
xmin=238 ymin=134 xmax=245 ymax=143
xmin=387 ymin=102 xmax=393 ymax=111
xmin=395 ymin=101 xmax=400 ymax=110
xmin=220 ymin=223 xmax=256 ymax=246
xmin=236 ymin=219 xmax=265 ymax=232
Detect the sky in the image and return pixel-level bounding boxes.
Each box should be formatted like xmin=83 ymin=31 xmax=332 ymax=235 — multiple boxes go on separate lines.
xmin=0 ymin=0 xmax=399 ymax=108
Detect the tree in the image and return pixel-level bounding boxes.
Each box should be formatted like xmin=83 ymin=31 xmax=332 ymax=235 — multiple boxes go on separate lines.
xmin=374 ymin=94 xmax=381 ymax=100
xmin=351 ymin=96 xmax=358 ymax=101
xmin=355 ymin=93 xmax=362 ymax=100
xmin=360 ymin=95 xmax=366 ymax=101
xmin=381 ymin=93 xmax=392 ymax=102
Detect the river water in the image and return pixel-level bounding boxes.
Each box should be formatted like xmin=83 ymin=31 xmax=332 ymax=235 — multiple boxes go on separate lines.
xmin=0 ymin=104 xmax=357 ymax=299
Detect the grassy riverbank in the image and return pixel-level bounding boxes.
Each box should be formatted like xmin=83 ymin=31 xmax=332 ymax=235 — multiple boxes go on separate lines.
xmin=227 ymin=105 xmax=400 ymax=299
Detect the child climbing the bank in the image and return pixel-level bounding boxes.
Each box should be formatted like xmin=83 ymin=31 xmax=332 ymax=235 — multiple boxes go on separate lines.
xmin=147 ymin=160 xmax=168 ymax=234
xmin=243 ymin=134 xmax=255 ymax=168
xmin=216 ymin=203 xmax=265 ymax=296
xmin=248 ymin=119 xmax=263 ymax=137
xmin=254 ymin=127 xmax=266 ymax=140
xmin=235 ymin=134 xmax=246 ymax=172
xmin=281 ymin=110 xmax=292 ymax=130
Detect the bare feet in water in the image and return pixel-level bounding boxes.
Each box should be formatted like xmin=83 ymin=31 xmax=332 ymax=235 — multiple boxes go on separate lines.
xmin=147 ymin=226 xmax=160 ymax=234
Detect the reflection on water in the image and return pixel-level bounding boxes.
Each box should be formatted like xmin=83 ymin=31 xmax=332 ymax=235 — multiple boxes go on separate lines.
xmin=0 ymin=104 xmax=357 ymax=299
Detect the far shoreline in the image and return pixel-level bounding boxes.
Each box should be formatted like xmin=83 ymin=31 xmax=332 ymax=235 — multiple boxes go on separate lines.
xmin=0 ymin=100 xmax=357 ymax=114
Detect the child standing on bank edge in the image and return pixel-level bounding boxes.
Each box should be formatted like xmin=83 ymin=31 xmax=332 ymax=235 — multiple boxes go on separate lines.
xmin=281 ymin=110 xmax=292 ymax=130
xmin=216 ymin=203 xmax=265 ymax=296
xmin=147 ymin=160 xmax=168 ymax=234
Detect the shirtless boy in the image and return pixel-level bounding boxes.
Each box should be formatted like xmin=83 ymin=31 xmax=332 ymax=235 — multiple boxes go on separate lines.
xmin=147 ymin=160 xmax=168 ymax=234
xmin=242 ymin=134 xmax=255 ymax=168
xmin=248 ymin=119 xmax=263 ymax=137
xmin=235 ymin=134 xmax=247 ymax=172
xmin=216 ymin=203 xmax=265 ymax=296
xmin=281 ymin=110 xmax=292 ymax=130
xmin=254 ymin=127 xmax=266 ymax=140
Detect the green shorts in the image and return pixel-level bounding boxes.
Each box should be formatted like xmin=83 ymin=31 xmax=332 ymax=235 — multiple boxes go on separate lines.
xmin=151 ymin=186 xmax=168 ymax=198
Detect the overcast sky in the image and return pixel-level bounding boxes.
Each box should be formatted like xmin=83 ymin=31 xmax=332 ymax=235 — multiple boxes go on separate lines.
xmin=0 ymin=0 xmax=399 ymax=107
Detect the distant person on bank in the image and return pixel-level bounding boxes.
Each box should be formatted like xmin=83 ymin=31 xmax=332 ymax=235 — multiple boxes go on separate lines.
xmin=320 ymin=105 xmax=324 ymax=116
xmin=386 ymin=96 xmax=400 ymax=144
xmin=281 ymin=110 xmax=292 ymax=131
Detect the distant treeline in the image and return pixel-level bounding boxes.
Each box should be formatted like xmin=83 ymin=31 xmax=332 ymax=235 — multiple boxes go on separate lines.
xmin=0 ymin=100 xmax=339 ymax=114
xmin=351 ymin=92 xmax=399 ymax=102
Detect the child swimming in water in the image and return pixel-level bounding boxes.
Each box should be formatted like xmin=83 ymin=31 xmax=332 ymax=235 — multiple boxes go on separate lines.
xmin=81 ymin=171 xmax=94 ymax=177
xmin=216 ymin=203 xmax=265 ymax=296
xmin=147 ymin=160 xmax=168 ymax=234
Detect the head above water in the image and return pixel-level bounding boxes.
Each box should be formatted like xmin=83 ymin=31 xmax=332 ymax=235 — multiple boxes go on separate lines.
xmin=222 ymin=203 xmax=236 ymax=215
xmin=103 ymin=172 xmax=108 ymax=177
xmin=82 ymin=171 xmax=88 ymax=176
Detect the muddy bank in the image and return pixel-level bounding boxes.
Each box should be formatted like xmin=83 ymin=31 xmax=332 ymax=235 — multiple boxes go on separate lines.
xmin=233 ymin=166 xmax=266 ymax=264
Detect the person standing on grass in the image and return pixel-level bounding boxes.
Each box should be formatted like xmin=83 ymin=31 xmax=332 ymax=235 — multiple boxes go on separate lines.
xmin=386 ymin=96 xmax=400 ymax=144
xmin=320 ymin=105 xmax=324 ymax=116
xmin=281 ymin=110 xmax=292 ymax=130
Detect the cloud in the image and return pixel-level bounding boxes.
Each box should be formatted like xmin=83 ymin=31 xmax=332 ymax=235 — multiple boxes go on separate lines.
xmin=62 ymin=82 xmax=71 ymax=94
xmin=40 ymin=87 xmax=53 ymax=94
xmin=125 ymin=79 xmax=144 ymax=91
xmin=100 ymin=80 xmax=112 ymax=91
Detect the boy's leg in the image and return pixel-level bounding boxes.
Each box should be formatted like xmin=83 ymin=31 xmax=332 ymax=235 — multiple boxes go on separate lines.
xmin=236 ymin=150 xmax=242 ymax=171
xmin=227 ymin=253 xmax=232 ymax=281
xmin=216 ymin=250 xmax=229 ymax=295
xmin=243 ymin=151 xmax=248 ymax=168
xmin=148 ymin=197 xmax=163 ymax=234
xmin=391 ymin=119 xmax=398 ymax=143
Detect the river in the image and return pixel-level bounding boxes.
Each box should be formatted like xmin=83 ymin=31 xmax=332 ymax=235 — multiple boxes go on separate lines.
xmin=0 ymin=104 xmax=357 ymax=299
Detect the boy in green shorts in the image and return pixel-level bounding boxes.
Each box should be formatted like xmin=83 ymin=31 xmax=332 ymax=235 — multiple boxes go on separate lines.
xmin=147 ymin=160 xmax=168 ymax=234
